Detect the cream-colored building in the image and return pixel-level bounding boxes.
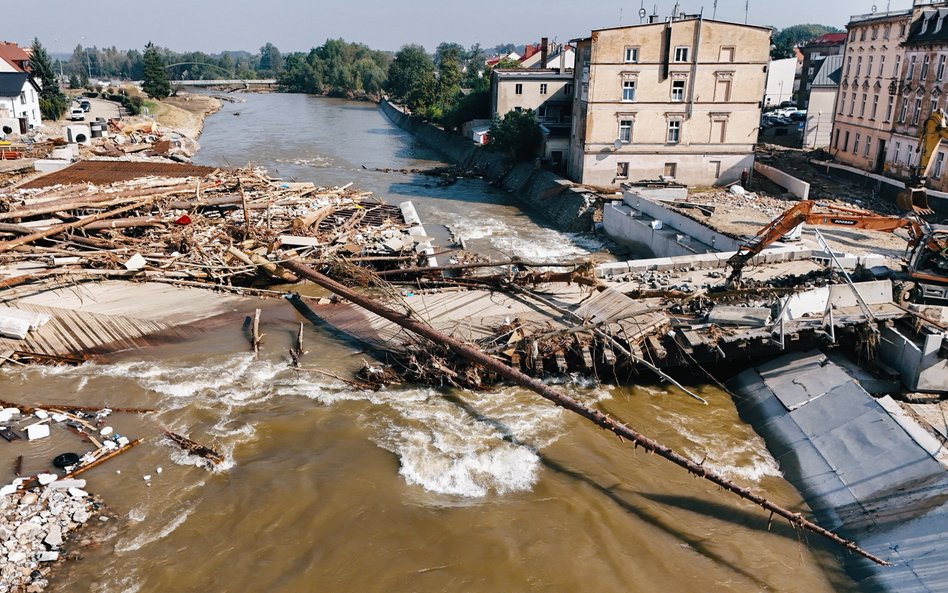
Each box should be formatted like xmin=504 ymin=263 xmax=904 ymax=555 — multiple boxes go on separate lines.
xmin=490 ymin=68 xmax=573 ymax=170
xmin=832 ymin=9 xmax=913 ymax=172
xmin=567 ymin=15 xmax=770 ymax=188
xmin=886 ymin=4 xmax=948 ymax=190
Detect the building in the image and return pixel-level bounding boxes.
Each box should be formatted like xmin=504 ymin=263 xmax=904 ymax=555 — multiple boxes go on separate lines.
xmin=887 ymin=4 xmax=948 ymax=188
xmin=798 ymin=33 xmax=847 ymax=108
xmin=803 ymin=55 xmax=843 ymax=148
xmin=764 ymin=57 xmax=797 ymax=107
xmin=567 ymin=14 xmax=770 ymax=188
xmin=0 ymin=42 xmax=41 ymax=132
xmin=490 ymin=68 xmax=574 ymax=170
xmin=519 ymin=39 xmax=576 ymax=70
xmin=833 ymin=9 xmax=914 ymax=173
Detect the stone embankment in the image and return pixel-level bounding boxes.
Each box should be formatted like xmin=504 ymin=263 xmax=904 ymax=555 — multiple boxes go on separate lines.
xmin=1 ymin=480 xmax=99 ymax=593
xmin=379 ymin=99 xmax=596 ymax=233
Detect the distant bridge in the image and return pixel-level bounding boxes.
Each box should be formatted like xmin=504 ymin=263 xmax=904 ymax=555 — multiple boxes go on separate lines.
xmin=171 ymin=79 xmax=277 ymax=87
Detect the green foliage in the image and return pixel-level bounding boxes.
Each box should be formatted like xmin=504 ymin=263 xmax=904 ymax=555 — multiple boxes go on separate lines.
xmin=438 ymin=55 xmax=462 ymax=104
xmin=29 ymin=38 xmax=68 ymax=121
xmin=487 ymin=110 xmax=543 ymax=162
xmin=405 ymin=68 xmax=438 ymax=114
xmin=493 ymin=57 xmax=521 ymax=69
xmin=258 ymin=42 xmax=284 ymax=75
xmin=771 ymin=24 xmax=842 ymax=59
xmin=68 ymin=74 xmax=81 ymax=89
xmin=440 ymin=89 xmax=490 ymax=131
xmin=387 ymin=45 xmax=434 ymax=99
xmin=141 ymin=42 xmax=171 ymax=99
xmin=277 ymin=39 xmax=390 ymax=97
xmin=434 ymin=42 xmax=464 ymax=66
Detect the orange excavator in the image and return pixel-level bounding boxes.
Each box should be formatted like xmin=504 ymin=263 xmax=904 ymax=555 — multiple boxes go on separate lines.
xmin=725 ymin=200 xmax=948 ymax=303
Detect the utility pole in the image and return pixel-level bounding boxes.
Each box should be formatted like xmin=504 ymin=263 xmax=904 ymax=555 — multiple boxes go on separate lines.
xmin=745 ymin=0 xmax=750 ymax=24
xmin=712 ymin=0 xmax=718 ymax=19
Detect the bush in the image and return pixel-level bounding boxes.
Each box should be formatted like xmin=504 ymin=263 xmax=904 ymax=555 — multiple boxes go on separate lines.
xmin=487 ymin=110 xmax=543 ymax=162
xmin=440 ymin=89 xmax=490 ymax=131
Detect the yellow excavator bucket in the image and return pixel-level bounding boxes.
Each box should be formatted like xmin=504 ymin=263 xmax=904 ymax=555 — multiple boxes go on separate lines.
xmin=897 ymin=187 xmax=934 ymax=215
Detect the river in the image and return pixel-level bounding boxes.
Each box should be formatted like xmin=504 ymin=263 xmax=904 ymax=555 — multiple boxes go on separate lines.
xmin=2 ymin=93 xmax=857 ymax=593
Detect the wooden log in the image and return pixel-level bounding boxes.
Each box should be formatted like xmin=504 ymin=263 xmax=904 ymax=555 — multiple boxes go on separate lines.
xmin=0 ymin=184 xmax=192 ymax=221
xmin=251 ymin=308 xmax=262 ymax=354
xmin=239 ymin=181 xmax=252 ymax=240
xmin=65 ymin=439 xmax=143 ymax=478
xmin=163 ymin=430 xmax=223 ymax=465
xmin=0 ymin=197 xmax=158 ymax=254
xmin=290 ymin=321 xmax=304 ymax=367
xmin=279 ymin=259 xmax=889 ymax=567
xmin=291 ymin=205 xmax=335 ymax=233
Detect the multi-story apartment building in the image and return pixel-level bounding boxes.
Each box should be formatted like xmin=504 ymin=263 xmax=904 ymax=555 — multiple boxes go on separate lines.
xmin=490 ymin=68 xmax=574 ymax=170
xmin=887 ymin=4 xmax=948 ymax=190
xmin=798 ymin=33 xmax=847 ymax=108
xmin=832 ymin=9 xmax=913 ymax=173
xmin=567 ymin=14 xmax=769 ymax=187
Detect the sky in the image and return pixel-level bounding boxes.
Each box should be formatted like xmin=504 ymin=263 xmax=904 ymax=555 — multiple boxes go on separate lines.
xmin=2 ymin=0 xmax=918 ymax=55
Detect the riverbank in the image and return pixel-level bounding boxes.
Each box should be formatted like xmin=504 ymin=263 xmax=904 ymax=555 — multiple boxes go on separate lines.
xmin=379 ymin=98 xmax=597 ymax=233
xmin=145 ymin=92 xmax=222 ymax=140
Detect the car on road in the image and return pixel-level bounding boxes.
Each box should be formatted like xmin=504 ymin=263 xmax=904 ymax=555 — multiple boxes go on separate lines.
xmin=69 ymin=108 xmax=85 ymax=121
xmin=79 ymin=100 xmax=91 ymax=112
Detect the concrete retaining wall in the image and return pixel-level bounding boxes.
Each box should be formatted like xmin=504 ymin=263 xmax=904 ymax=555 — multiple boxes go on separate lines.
xmin=620 ymin=189 xmax=743 ymax=252
xmin=379 ymin=99 xmax=595 ymax=232
xmin=753 ymin=162 xmax=810 ymax=199
xmin=818 ymin=161 xmax=948 ymax=217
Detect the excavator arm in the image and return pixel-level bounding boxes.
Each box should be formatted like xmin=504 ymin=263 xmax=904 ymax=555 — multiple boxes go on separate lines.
xmin=897 ymin=109 xmax=948 ymax=213
xmin=725 ymin=200 xmax=924 ymax=287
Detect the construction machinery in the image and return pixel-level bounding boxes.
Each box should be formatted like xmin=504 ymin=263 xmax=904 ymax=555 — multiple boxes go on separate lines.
xmin=725 ymin=200 xmax=948 ymax=303
xmin=896 ymin=108 xmax=948 ymax=214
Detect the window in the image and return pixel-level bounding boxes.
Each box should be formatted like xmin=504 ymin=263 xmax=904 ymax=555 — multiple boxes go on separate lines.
xmin=711 ymin=119 xmax=727 ymax=143
xmin=939 ymin=56 xmax=947 ymax=81
xmin=844 ymin=130 xmax=850 ymax=151
xmin=624 ymin=47 xmax=638 ymax=63
xmin=19 ymin=92 xmax=25 ymax=105
xmin=663 ymin=162 xmax=677 ymax=177
xmin=914 ymin=97 xmax=923 ymax=125
xmin=853 ymin=133 xmax=860 ymax=154
xmin=667 ymin=120 xmax=681 ymax=143
xmin=894 ymin=141 xmax=901 ymax=163
xmin=515 ymin=83 xmax=523 ymax=95
xmin=839 ymin=92 xmax=847 ymax=115
xmin=618 ymin=119 xmax=633 ymax=143
xmin=808 ymin=66 xmax=815 ymax=76
xmin=856 ymin=56 xmax=862 ymax=77
xmin=893 ymin=55 xmax=901 ymax=78
xmin=871 ymin=95 xmax=879 ymax=120
xmin=539 ymin=83 xmax=547 ymax=95
xmin=899 ymin=98 xmax=909 ymax=123
xmin=849 ymin=93 xmax=856 ymax=116
xmin=622 ymin=80 xmax=636 ymax=101
xmin=671 ymin=79 xmax=686 ymax=102
xmin=933 ymin=99 xmax=939 ymax=115
xmin=674 ymin=47 xmax=689 ymax=62
xmin=922 ymin=55 xmax=931 ymax=80
xmin=860 ymin=93 xmax=867 ymax=117
xmin=936 ymin=152 xmax=945 ymax=178
xmin=846 ymin=56 xmax=852 ymax=77
xmin=860 ymin=28 xmax=866 ymax=41
xmin=868 ymin=56 xmax=874 ymax=76
xmin=537 ymin=106 xmax=547 ymax=118
xmin=879 ymin=55 xmax=886 ymax=77
xmin=719 ymin=46 xmax=735 ymax=62
xmin=900 ymin=23 xmax=906 ymax=37
xmin=834 ymin=128 xmax=840 ymax=149
xmin=850 ymin=30 xmax=856 ymax=42
xmin=871 ymin=26 xmax=878 ymax=40
xmin=908 ymin=55 xmax=917 ymax=80
xmin=884 ymin=24 xmax=891 ymax=40
xmin=864 ymin=136 xmax=872 ymax=157
xmin=616 ymin=162 xmax=629 ymax=178
xmin=564 ymin=83 xmax=573 ymax=95
xmin=715 ymin=79 xmax=731 ymax=102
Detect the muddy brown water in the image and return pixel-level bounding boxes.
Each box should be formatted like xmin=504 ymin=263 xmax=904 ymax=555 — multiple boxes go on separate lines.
xmin=1 ymin=94 xmax=858 ymax=592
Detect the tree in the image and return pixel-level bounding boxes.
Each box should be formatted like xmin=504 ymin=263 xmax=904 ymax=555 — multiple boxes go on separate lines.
xmin=463 ymin=43 xmax=486 ymax=88
xmin=771 ymin=24 xmax=842 ymax=59
xmin=488 ymin=110 xmax=543 ymax=162
xmin=405 ymin=68 xmax=439 ymax=116
xmin=259 ymin=42 xmax=284 ymax=75
xmin=141 ymin=42 xmax=171 ymax=99
xmin=29 ymin=38 xmax=67 ymax=121
xmin=494 ymin=57 xmax=522 ymax=69
xmin=437 ymin=54 xmax=462 ymax=104
xmin=434 ymin=42 xmax=464 ymax=66
xmin=68 ymin=74 xmax=81 ymax=89
xmin=387 ymin=45 xmax=434 ymax=99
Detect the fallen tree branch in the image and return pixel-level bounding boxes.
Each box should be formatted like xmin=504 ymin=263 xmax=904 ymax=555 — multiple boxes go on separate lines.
xmin=280 ymin=259 xmax=889 ymax=567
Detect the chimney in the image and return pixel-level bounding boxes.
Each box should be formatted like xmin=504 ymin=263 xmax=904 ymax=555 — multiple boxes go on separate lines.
xmin=559 ymin=46 xmax=566 ymax=74
xmin=541 ymin=37 xmax=549 ymax=69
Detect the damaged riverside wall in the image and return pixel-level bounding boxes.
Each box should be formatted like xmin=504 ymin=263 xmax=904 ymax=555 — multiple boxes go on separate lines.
xmin=817 ymin=161 xmax=948 ymax=217
xmin=379 ymin=99 xmax=595 ymax=232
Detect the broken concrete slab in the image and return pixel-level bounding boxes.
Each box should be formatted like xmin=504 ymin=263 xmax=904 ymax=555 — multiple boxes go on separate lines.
xmin=708 ymin=305 xmax=772 ymax=327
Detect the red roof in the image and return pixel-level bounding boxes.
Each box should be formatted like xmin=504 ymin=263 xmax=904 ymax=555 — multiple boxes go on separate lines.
xmin=0 ymin=43 xmax=30 ymax=72
xmin=520 ymin=44 xmax=540 ymax=61
xmin=807 ymin=33 xmax=847 ymax=46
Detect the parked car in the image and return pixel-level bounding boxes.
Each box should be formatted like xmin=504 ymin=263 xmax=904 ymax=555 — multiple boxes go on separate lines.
xmin=79 ymin=100 xmax=91 ymax=112
xmin=69 ymin=108 xmax=85 ymax=121
xmin=779 ymin=101 xmax=797 ymax=109
xmin=789 ymin=110 xmax=807 ymax=122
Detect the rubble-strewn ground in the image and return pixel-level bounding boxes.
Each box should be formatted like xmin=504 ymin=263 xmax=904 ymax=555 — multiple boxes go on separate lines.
xmin=144 ymin=93 xmax=222 ymax=140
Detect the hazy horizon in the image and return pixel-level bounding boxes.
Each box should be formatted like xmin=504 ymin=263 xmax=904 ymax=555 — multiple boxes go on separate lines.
xmin=2 ymin=0 xmax=914 ymax=55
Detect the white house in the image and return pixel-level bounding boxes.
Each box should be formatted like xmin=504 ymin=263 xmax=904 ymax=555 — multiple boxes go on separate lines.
xmin=0 ymin=70 xmax=41 ymax=131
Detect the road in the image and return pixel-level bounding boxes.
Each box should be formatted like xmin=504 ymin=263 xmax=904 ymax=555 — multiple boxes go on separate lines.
xmin=67 ymin=97 xmax=122 ymax=122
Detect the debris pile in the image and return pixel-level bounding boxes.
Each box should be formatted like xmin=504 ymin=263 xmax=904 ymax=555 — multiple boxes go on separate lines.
xmin=0 ymin=165 xmax=435 ymax=289
xmin=0 ymin=480 xmax=100 ymax=593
